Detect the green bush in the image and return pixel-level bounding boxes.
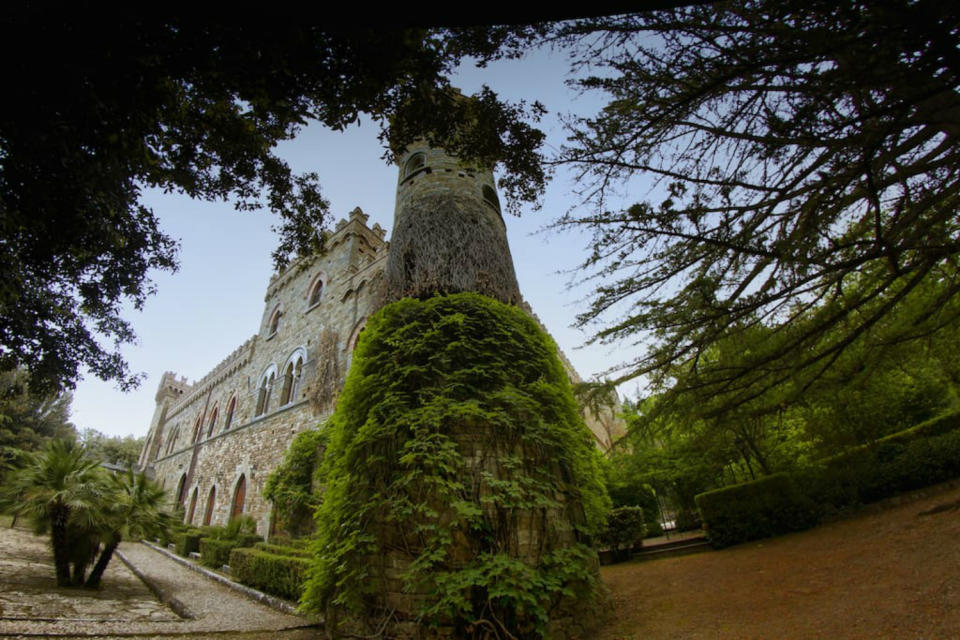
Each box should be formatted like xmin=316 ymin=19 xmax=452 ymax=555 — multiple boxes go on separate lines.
xmin=229 ymin=548 xmax=309 ymax=601
xmin=264 ymin=429 xmax=327 ymax=538
xmin=696 ymin=410 xmax=960 ymax=548
xmin=696 ymin=474 xmax=821 ymax=549
xmin=199 ymin=535 xmax=263 ymax=568
xmin=174 ymin=529 xmax=203 ymax=556
xmin=598 ymin=507 xmax=646 ymax=561
xmin=254 ymin=542 xmax=311 ymax=558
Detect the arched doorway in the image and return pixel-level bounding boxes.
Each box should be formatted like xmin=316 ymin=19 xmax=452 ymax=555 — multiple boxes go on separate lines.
xmin=231 ymin=475 xmax=246 ymax=520
xmin=203 ymin=486 xmax=216 ymax=526
xmin=187 ymin=487 xmax=198 ymax=524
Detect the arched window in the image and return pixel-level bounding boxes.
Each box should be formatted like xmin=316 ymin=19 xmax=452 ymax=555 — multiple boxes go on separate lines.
xmin=231 ymin=475 xmax=246 ymax=520
xmin=192 ymin=414 xmax=204 ymax=443
xmin=175 ymin=473 xmax=187 ymax=507
xmin=203 ymin=486 xmax=216 ymax=526
xmin=267 ymin=306 xmax=281 ymax=337
xmin=206 ymin=405 xmax=219 ymax=438
xmin=308 ymin=278 xmax=324 ymax=307
xmin=166 ymin=427 xmax=181 ymax=455
xmin=482 ymin=185 xmax=501 ymax=214
xmin=279 ymin=351 xmax=305 ymax=406
xmin=255 ymin=368 xmax=277 ymax=416
xmin=187 ymin=487 xmax=198 ymax=525
xmin=403 ymin=152 xmax=426 ymax=178
xmin=223 ymin=395 xmax=236 ymax=431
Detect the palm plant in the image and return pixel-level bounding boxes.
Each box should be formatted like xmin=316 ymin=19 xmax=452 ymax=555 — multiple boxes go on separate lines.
xmin=84 ymin=468 xmax=170 ymax=588
xmin=0 ymin=439 xmax=105 ymax=586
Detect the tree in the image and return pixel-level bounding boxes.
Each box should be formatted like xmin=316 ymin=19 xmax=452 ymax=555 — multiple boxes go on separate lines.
xmin=0 ymin=14 xmax=549 ymax=394
xmin=554 ymin=1 xmax=960 ymax=409
xmin=0 ymin=368 xmax=76 ymax=483
xmin=78 ymin=429 xmax=145 ymax=470
xmin=84 ymin=469 xmax=170 ymax=589
xmin=0 ymin=440 xmax=105 ymax=586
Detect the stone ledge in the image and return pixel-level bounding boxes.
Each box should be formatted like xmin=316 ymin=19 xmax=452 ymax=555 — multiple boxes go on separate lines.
xmin=116 ymin=547 xmax=195 ymax=620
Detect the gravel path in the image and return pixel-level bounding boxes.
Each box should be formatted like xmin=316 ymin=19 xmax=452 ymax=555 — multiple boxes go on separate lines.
xmin=0 ymin=526 xmax=320 ymax=638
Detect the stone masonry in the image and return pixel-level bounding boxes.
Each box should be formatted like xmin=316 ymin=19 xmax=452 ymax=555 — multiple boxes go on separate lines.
xmin=138 ymin=152 xmax=624 ymax=535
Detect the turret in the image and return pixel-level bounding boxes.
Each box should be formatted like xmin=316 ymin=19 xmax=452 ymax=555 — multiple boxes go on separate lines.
xmin=383 ymin=139 xmax=521 ymax=305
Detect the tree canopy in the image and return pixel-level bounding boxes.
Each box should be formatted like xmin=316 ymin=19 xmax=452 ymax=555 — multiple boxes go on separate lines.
xmin=555 ymin=1 xmax=960 ymax=411
xmin=0 ymin=14 xmax=548 ymax=394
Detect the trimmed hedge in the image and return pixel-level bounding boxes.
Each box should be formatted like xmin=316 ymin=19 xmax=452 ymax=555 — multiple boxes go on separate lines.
xmin=696 ymin=474 xmax=820 ymax=548
xmin=174 ymin=530 xmax=203 ymax=556
xmin=254 ymin=542 xmax=311 ymax=558
xmin=200 ymin=534 xmax=264 ymax=569
xmin=229 ymin=548 xmax=309 ymax=601
xmin=697 ymin=410 xmax=960 ymax=548
xmin=598 ymin=506 xmax=647 ymax=559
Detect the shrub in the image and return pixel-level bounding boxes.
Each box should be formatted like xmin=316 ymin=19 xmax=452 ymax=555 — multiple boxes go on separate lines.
xmin=174 ymin=529 xmax=203 ymax=556
xmin=264 ymin=429 xmax=327 ymax=538
xmin=200 ymin=534 xmax=263 ymax=568
xmin=598 ymin=507 xmax=646 ymax=558
xmin=230 ymin=548 xmax=309 ymax=601
xmin=696 ymin=474 xmax=820 ymax=549
xmin=254 ymin=542 xmax=311 ymax=558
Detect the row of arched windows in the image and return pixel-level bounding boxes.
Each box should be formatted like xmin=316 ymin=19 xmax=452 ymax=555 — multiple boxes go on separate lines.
xmin=255 ymin=349 xmax=305 ymax=417
xmin=179 ymin=474 xmax=247 ymax=527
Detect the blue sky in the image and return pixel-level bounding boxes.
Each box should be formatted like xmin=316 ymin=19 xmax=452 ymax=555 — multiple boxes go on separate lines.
xmin=70 ymin=46 xmax=654 ymax=438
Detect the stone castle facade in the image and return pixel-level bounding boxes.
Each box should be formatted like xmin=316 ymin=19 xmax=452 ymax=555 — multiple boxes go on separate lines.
xmin=138 ymin=145 xmax=624 ymax=535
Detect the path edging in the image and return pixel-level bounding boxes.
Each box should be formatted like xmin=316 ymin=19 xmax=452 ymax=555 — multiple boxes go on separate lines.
xmin=139 ymin=540 xmax=303 ymax=616
xmin=115 ymin=548 xmax=195 ymax=620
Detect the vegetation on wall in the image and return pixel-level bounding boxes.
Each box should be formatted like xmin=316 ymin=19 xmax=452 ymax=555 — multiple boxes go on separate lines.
xmin=301 ymin=292 xmax=609 ymax=638
xmin=263 ymin=427 xmax=328 ymax=538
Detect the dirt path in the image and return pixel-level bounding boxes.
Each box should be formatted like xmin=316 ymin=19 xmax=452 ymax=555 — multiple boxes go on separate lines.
xmin=596 ymin=483 xmax=960 ymax=639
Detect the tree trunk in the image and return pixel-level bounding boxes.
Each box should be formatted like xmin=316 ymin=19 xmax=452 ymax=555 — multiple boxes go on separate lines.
xmin=50 ymin=505 xmax=71 ymax=587
xmin=85 ymin=538 xmax=119 ymax=589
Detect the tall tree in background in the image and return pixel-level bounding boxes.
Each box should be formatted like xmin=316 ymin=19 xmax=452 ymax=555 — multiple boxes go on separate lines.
xmin=0 ymin=14 xmax=547 ymax=394
xmin=0 ymin=368 xmax=76 ymax=472
xmin=556 ymin=1 xmax=960 ymax=412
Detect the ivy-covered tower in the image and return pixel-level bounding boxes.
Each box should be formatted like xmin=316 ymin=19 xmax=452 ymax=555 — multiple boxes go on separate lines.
xmin=383 ymin=139 xmax=521 ymax=305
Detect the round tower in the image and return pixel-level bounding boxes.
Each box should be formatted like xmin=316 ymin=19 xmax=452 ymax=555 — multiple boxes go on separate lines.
xmin=383 ymin=139 xmax=522 ymax=305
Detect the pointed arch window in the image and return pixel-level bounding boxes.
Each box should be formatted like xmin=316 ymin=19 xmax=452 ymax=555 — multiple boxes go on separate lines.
xmin=280 ymin=352 xmax=305 ymax=406
xmin=255 ymin=368 xmax=277 ymax=417
xmin=223 ymin=395 xmax=237 ymax=431
xmin=482 ymin=185 xmax=501 ymax=214
xmin=206 ymin=405 xmax=219 ymax=438
xmin=192 ymin=414 xmax=204 ymax=444
xmin=166 ymin=427 xmax=181 ymax=455
xmin=267 ymin=306 xmax=281 ymax=337
xmin=231 ymin=475 xmax=246 ymax=520
xmin=187 ymin=487 xmax=199 ymax=525
xmin=308 ymin=278 xmax=324 ymax=307
xmin=203 ymin=486 xmax=216 ymax=526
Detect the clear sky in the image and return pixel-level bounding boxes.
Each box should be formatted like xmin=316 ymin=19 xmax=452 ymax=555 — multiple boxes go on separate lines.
xmin=69 ymin=46 xmax=654 ymax=438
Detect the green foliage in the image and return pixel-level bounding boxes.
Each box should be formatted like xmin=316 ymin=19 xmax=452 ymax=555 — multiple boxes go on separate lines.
xmin=302 ymin=293 xmax=609 ymax=638
xmin=78 ymin=429 xmax=145 ymax=469
xmin=696 ymin=474 xmax=821 ymax=549
xmin=174 ymin=530 xmax=204 ymax=557
xmin=254 ymin=542 xmax=311 ymax=558
xmin=206 ymin=515 xmax=258 ymax=541
xmin=198 ymin=529 xmax=262 ymax=570
xmin=230 ymin=548 xmax=309 ymax=601
xmin=598 ymin=507 xmax=646 ymax=554
xmin=0 ymin=369 xmax=76 ymax=467
xmin=263 ymin=428 xmax=327 ymax=538
xmin=555 ymin=3 xmax=960 ymax=410
xmin=697 ymin=410 xmax=960 ymax=548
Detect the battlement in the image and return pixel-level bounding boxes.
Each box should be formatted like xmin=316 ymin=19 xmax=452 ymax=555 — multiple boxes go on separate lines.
xmin=155 ymin=371 xmax=191 ymax=403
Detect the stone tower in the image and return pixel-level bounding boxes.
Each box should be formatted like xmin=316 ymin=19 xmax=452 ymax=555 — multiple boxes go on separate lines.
xmin=383 ymin=139 xmax=521 ymax=305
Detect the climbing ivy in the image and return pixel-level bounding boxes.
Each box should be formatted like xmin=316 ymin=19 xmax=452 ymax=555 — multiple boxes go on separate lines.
xmin=263 ymin=427 xmax=328 ymax=538
xmin=302 ymin=292 xmax=610 ymax=638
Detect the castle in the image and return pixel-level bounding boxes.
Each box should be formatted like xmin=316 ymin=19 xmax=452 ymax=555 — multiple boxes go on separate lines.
xmin=137 ymin=141 xmax=625 ymax=535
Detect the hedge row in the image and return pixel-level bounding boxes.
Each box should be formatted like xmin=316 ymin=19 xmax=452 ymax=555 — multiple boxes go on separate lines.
xmin=199 ymin=535 xmax=263 ymax=568
xmin=697 ymin=410 xmax=960 ymax=548
xmin=229 ymin=548 xmax=310 ymax=601
xmin=173 ymin=531 xmax=204 ymax=556
xmin=254 ymin=542 xmax=311 ymax=558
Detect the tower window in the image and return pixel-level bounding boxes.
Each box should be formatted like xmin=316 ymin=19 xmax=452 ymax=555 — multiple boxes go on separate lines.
xmin=267 ymin=307 xmax=281 ymax=337
xmin=403 ymin=152 xmax=426 ymax=179
xmin=308 ymin=278 xmax=324 ymax=307
xmin=482 ymin=185 xmax=501 ymax=214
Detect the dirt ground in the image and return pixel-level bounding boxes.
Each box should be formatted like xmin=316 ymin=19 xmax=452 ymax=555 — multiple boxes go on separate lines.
xmin=595 ymin=483 xmax=960 ymax=639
